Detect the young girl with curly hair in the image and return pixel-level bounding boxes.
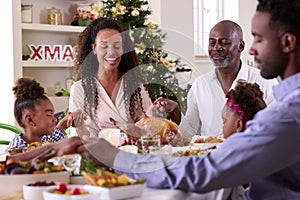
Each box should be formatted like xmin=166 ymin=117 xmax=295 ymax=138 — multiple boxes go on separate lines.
xmin=5 ymin=78 xmax=78 ymax=153
xmin=222 ymin=81 xmax=267 ymax=138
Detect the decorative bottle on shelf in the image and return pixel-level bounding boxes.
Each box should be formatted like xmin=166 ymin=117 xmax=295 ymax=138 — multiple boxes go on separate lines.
xmin=47 ymin=7 xmax=62 ymax=25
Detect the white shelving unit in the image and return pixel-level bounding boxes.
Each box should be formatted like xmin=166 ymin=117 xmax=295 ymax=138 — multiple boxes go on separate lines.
xmin=22 ymin=60 xmax=74 ymax=67
xmin=22 ymin=23 xmax=85 ymax=32
xmin=13 ymin=0 xmax=97 ymax=112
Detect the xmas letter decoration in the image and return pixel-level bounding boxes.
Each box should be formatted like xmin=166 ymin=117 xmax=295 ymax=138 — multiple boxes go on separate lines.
xmin=28 ymin=44 xmax=74 ymax=61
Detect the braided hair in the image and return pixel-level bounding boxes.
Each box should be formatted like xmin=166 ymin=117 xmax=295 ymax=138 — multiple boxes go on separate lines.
xmin=13 ymin=77 xmax=48 ymax=128
xmin=73 ymin=17 xmax=148 ymax=123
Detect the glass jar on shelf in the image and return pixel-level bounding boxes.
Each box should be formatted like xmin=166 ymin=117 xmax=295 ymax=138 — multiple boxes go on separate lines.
xmin=47 ymin=7 xmax=62 ymax=25
xmin=21 ymin=4 xmax=33 ymax=23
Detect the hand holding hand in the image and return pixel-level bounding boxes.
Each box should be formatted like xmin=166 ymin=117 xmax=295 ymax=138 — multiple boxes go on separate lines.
xmin=151 ymin=97 xmax=181 ymax=124
xmin=56 ymin=112 xmax=73 ymax=132
xmin=71 ymin=109 xmax=89 ymax=128
xmin=52 ymin=136 xmax=84 ymax=157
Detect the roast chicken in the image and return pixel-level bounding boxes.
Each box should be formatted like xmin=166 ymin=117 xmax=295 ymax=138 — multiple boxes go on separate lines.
xmin=110 ymin=116 xmax=183 ymax=146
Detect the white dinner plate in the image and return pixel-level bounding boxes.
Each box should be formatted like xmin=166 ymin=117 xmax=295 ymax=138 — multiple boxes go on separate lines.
xmin=172 ymin=146 xmax=212 ymax=157
xmin=191 ymin=135 xmax=224 ymax=148
xmin=84 ymin=183 xmax=146 ymax=200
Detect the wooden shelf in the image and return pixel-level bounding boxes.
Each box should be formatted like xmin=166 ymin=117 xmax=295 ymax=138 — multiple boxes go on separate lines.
xmin=22 ymin=23 xmax=85 ymax=33
xmin=22 ymin=60 xmax=74 ymax=67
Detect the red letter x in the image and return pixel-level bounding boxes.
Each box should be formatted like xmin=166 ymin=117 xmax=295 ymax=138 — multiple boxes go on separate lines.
xmin=29 ymin=45 xmax=43 ymax=60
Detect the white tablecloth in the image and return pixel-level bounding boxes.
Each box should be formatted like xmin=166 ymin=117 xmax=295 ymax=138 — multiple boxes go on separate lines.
xmin=0 ymin=187 xmax=244 ymax=200
xmin=135 ymin=187 xmax=244 ymax=200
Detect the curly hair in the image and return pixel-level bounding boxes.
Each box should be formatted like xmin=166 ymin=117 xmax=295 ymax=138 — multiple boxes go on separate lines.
xmin=257 ymin=0 xmax=300 ymax=39
xmin=229 ymin=82 xmax=267 ymax=120
xmin=13 ymin=77 xmax=48 ymax=128
xmin=74 ymin=17 xmax=149 ymax=123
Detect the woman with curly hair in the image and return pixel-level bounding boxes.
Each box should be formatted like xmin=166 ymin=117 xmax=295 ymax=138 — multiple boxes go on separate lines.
xmin=69 ymin=17 xmax=152 ymax=137
xmin=222 ymin=81 xmax=267 ymax=138
xmin=5 ymin=77 xmax=77 ymax=153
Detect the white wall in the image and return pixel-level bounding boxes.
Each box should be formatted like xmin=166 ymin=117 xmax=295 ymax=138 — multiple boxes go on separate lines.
xmin=239 ymin=0 xmax=257 ymax=64
xmin=0 ymin=0 xmax=16 ymax=149
xmin=160 ymin=0 xmax=206 ymax=84
xmin=0 ymin=1 xmax=15 ymax=125
xmin=0 ymin=0 xmax=15 ymax=124
xmin=148 ymin=0 xmax=161 ymax=25
xmin=151 ymin=0 xmax=258 ymax=84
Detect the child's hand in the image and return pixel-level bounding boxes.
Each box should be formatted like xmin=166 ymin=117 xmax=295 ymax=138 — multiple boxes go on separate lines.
xmin=56 ymin=112 xmax=73 ymax=132
xmin=56 ymin=109 xmax=88 ymax=132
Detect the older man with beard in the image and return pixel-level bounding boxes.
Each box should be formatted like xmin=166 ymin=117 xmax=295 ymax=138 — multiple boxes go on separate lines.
xmin=153 ymin=20 xmax=278 ymax=137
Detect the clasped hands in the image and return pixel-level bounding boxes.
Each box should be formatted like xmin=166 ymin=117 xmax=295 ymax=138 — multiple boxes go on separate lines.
xmin=148 ymin=97 xmax=181 ymax=124
xmin=51 ymin=136 xmax=119 ymax=168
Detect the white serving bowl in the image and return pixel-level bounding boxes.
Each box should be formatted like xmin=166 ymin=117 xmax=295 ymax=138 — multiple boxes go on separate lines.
xmin=99 ymin=128 xmax=122 ymax=146
xmin=43 ymin=185 xmax=100 ymax=200
xmin=0 ymin=171 xmax=70 ymax=195
xmin=23 ymin=184 xmax=55 ymax=200
xmin=90 ymin=183 xmax=146 ymax=200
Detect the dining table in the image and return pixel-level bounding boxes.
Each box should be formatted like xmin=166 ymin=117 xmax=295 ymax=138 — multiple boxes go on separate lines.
xmin=0 ymin=185 xmax=244 ymax=200
xmin=136 ymin=187 xmax=244 ymax=200
xmin=0 ymin=137 xmax=245 ymax=200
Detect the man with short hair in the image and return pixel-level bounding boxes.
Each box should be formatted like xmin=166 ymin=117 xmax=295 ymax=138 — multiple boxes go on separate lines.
xmin=153 ymin=20 xmax=278 ymax=137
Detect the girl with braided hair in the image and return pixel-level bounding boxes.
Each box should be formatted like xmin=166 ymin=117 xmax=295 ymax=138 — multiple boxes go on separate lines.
xmin=6 ymin=77 xmax=79 ymax=153
xmin=222 ymin=81 xmax=267 ymax=138
xmin=69 ymin=17 xmax=152 ymax=137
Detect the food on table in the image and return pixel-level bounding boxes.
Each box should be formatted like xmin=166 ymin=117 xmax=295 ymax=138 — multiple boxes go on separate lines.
xmin=27 ymin=141 xmax=42 ymax=151
xmin=8 ymin=141 xmax=53 ymax=155
xmin=43 ymin=141 xmax=52 ymax=145
xmin=4 ymin=163 xmax=28 ymax=174
xmin=0 ymin=158 xmax=64 ymax=175
xmin=111 ymin=116 xmax=183 ymax=146
xmin=172 ymin=148 xmax=210 ymax=157
xmin=193 ymin=136 xmax=224 ymax=144
xmin=0 ymin=163 xmax=4 ymax=174
xmin=135 ymin=116 xmax=182 ymax=146
xmin=27 ymin=180 xmax=56 ymax=186
xmin=52 ymin=183 xmax=89 ymax=195
xmin=55 ymin=183 xmax=67 ymax=193
xmin=82 ymin=169 xmax=145 ymax=187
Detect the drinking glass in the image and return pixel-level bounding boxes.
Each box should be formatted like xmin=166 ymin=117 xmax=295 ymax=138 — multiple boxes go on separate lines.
xmin=141 ymin=135 xmax=161 ymax=154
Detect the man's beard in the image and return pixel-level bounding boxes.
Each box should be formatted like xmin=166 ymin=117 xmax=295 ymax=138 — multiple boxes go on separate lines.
xmin=211 ymin=57 xmax=230 ymax=69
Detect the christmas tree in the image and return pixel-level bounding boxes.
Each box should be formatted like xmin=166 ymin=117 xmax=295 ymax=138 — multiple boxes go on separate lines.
xmin=93 ymin=0 xmax=191 ymax=114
